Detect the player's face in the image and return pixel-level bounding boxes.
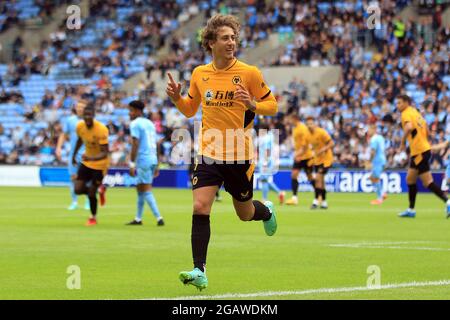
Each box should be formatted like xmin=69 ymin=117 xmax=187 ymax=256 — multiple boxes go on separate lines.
xmin=129 ymin=106 xmax=138 ymax=121
xmin=306 ymin=120 xmax=315 ymax=132
xmin=211 ymin=26 xmax=236 ymax=60
xmin=75 ymin=102 xmax=86 ymax=117
xmin=289 ymin=116 xmax=297 ymax=126
xmin=396 ymin=99 xmax=407 ymax=112
xmin=367 ymin=126 xmax=375 ymax=137
xmin=83 ymin=110 xmax=94 ymax=128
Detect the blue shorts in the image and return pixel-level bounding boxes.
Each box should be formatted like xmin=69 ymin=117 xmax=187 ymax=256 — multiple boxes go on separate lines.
xmin=446 ymin=165 xmax=450 ymax=181
xmin=69 ymin=153 xmax=82 ymax=176
xmin=371 ymin=163 xmax=384 ymax=179
xmin=258 ymin=165 xmax=274 ymax=181
xmin=258 ymin=173 xmax=273 ymax=182
xmin=136 ymin=164 xmax=157 ymax=185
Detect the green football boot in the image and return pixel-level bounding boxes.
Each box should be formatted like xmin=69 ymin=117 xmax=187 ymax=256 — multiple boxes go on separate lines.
xmin=263 ymin=201 xmax=277 ymax=236
xmin=179 ymin=268 xmax=208 ymax=291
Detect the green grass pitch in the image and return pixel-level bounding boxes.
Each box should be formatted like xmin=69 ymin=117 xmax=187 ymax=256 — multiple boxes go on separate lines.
xmin=0 ymin=186 xmax=449 ymax=300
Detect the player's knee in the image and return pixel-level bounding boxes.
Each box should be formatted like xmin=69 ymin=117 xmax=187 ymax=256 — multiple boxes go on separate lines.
xmin=193 ymin=199 xmax=211 ymax=215
xmin=406 ymin=176 xmax=416 ymax=185
xmin=421 ymin=175 xmax=433 ymax=186
xmin=74 ymin=184 xmax=84 ymax=195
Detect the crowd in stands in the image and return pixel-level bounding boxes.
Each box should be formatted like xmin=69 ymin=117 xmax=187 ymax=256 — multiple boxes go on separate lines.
xmin=0 ymin=0 xmax=449 ymax=172
xmin=265 ymin=0 xmax=450 ymax=170
xmin=0 ymin=0 xmax=70 ymax=33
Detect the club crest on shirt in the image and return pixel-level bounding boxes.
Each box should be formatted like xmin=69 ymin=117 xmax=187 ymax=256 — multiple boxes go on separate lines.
xmin=205 ymin=89 xmax=214 ymax=102
xmin=232 ymin=75 xmax=242 ymax=85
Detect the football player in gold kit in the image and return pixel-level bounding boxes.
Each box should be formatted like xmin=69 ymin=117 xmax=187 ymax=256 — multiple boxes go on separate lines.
xmin=306 ymin=116 xmax=334 ymax=209
xmin=166 ymin=14 xmax=278 ymax=290
xmin=396 ymin=95 xmax=449 ymax=218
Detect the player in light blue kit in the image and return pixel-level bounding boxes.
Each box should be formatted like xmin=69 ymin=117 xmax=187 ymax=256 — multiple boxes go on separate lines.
xmin=258 ymin=123 xmax=285 ymax=204
xmin=367 ymin=124 xmax=387 ymax=205
xmin=126 ymin=100 xmax=164 ymax=226
xmin=431 ymin=137 xmax=450 ymax=218
xmin=56 ymin=100 xmax=90 ymax=210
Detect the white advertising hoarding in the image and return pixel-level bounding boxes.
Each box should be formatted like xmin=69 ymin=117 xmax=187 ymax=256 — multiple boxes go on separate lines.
xmin=0 ymin=166 xmax=41 ymax=186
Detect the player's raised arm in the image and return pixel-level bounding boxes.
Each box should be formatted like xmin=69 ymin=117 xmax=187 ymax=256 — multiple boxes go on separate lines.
xmin=166 ymin=72 xmax=201 ymax=118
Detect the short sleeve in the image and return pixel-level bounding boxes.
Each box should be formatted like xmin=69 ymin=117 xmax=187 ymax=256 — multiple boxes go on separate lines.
xmin=249 ymin=66 xmax=272 ymax=100
xmin=130 ymin=121 xmax=139 ymax=139
xmin=75 ymin=121 xmax=82 ymax=136
xmin=401 ymin=109 xmax=413 ymax=126
xmin=294 ymin=127 xmax=304 ymax=146
xmin=369 ymin=137 xmax=377 ymax=150
xmin=322 ymin=130 xmax=332 ymax=144
xmin=187 ymin=67 xmax=200 ymax=100
xmin=62 ymin=118 xmax=69 ymax=134
xmin=99 ymin=126 xmax=109 ymax=145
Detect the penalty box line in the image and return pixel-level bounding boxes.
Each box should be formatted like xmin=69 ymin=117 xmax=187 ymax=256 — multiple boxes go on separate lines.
xmin=143 ymin=279 xmax=450 ymax=300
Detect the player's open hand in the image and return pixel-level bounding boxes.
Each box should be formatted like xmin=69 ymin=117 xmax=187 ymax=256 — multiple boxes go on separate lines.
xmin=166 ymin=72 xmax=182 ymax=102
xmin=235 ymin=84 xmax=253 ymax=109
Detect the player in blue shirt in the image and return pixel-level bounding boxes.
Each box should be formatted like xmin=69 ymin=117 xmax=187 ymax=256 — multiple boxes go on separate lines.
xmin=367 ymin=124 xmax=387 ymax=205
xmin=56 ymin=100 xmax=89 ymax=210
xmin=258 ymin=123 xmax=285 ymax=204
xmin=126 ymin=100 xmax=164 ymax=226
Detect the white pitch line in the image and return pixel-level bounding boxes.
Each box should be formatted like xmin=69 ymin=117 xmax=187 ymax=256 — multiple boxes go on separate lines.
xmin=329 ymin=244 xmax=450 ymax=252
xmin=143 ymin=279 xmax=450 ymax=300
xmin=330 ymin=241 xmax=433 ymax=246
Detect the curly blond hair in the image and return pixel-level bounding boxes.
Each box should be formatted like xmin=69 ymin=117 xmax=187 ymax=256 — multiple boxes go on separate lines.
xmin=201 ymin=14 xmax=240 ymax=54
